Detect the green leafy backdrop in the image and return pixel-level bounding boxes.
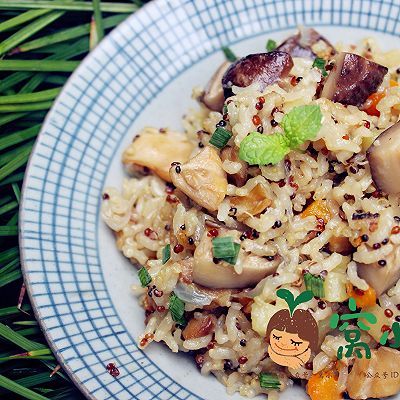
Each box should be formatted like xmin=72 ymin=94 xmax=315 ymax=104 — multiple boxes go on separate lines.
xmin=0 ymin=1 xmax=145 ymax=398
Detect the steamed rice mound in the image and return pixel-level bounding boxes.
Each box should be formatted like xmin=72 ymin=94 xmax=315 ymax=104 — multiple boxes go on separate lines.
xmin=102 ymin=34 xmax=400 ymax=399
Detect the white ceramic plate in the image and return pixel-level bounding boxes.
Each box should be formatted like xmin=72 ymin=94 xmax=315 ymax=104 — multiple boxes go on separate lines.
xmin=20 ymin=0 xmax=400 ymax=399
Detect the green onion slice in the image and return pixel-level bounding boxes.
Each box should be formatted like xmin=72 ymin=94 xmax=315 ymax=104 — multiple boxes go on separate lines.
xmin=162 ymin=244 xmax=171 ymax=265
xmin=312 ymin=57 xmax=328 ymax=77
xmin=304 ymin=272 xmax=325 ymax=298
xmin=212 ymin=236 xmax=241 ymax=265
xmin=222 ymin=46 xmax=237 ymax=62
xmin=266 ymin=39 xmax=277 ymax=52
xmin=209 ymin=127 xmax=232 ymax=149
xmin=259 ymin=372 xmax=281 ymax=389
xmin=169 ymin=292 xmax=186 ymax=326
xmin=138 ymin=267 xmax=152 ymax=287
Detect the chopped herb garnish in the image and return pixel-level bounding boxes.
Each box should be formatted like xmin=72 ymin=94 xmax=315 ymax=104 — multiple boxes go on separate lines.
xmin=266 ymin=39 xmax=277 ymax=52
xmin=212 ymin=236 xmax=241 ymax=265
xmin=304 ymin=273 xmax=325 ymax=298
xmin=162 ymin=244 xmax=170 ymax=264
xmin=222 ymin=46 xmax=237 ymax=62
xmin=259 ymin=372 xmax=281 ymax=389
xmin=209 ymin=127 xmax=232 ymax=149
xmin=223 ymin=104 xmax=228 ymax=114
xmin=239 ymin=105 xmax=322 ymax=165
xmin=169 ymin=292 xmax=186 ymax=326
xmin=138 ymin=267 xmax=152 ymax=287
xmin=312 ymin=57 xmax=328 ymax=77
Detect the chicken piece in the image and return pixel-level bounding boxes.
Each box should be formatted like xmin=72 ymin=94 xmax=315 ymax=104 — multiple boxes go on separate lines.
xmin=277 ymin=27 xmax=336 ymax=59
xmin=357 ymin=245 xmax=400 ymax=296
xmin=220 ymin=146 xmax=248 ymax=187
xmin=229 ymin=183 xmax=271 ymax=221
xmin=200 ymin=61 xmax=231 ymax=111
xmin=321 ymin=52 xmax=388 ymax=106
xmin=169 ymin=146 xmax=227 ymax=212
xmin=222 ymin=51 xmax=293 ymax=98
xmin=367 ymin=121 xmax=400 ymax=194
xmin=347 ymin=347 xmax=400 ymax=399
xmin=123 ymin=129 xmax=193 ymax=182
xmin=193 ymin=231 xmax=279 ymax=289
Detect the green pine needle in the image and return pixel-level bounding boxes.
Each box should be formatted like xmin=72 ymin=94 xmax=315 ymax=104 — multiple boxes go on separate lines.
xmin=0 ymin=374 xmax=48 ymax=400
xmin=0 ymin=60 xmax=79 ymax=72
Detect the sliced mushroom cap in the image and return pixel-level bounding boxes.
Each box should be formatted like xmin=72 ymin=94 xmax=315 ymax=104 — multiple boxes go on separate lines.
xmin=347 ymin=347 xmax=400 ymax=399
xmin=193 ymin=231 xmax=279 ymax=289
xmin=169 ymin=146 xmax=227 ymax=212
xmin=222 ymin=51 xmax=294 ymax=99
xmin=367 ymin=121 xmax=400 ymax=194
xmin=122 ymin=130 xmax=193 ymax=182
xmin=357 ymin=245 xmax=400 ymax=296
xmin=220 ymin=146 xmax=248 ymax=187
xmin=321 ymin=52 xmax=388 ymax=106
xmin=277 ymin=27 xmax=336 ymax=59
xmin=200 ymin=61 xmax=231 ymax=112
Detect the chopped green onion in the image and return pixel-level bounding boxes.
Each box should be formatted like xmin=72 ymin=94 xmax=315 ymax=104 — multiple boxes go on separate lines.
xmin=223 ymin=104 xmax=228 ymax=114
xmin=312 ymin=57 xmax=328 ymax=77
xmin=304 ymin=273 xmax=325 ymax=298
xmin=266 ymin=39 xmax=277 ymax=52
xmin=162 ymin=244 xmax=171 ymax=265
xmin=209 ymin=127 xmax=232 ymax=149
xmin=259 ymin=372 xmax=281 ymax=389
xmin=212 ymin=236 xmax=241 ymax=265
xmin=169 ymin=292 xmax=186 ymax=326
xmin=138 ymin=267 xmax=152 ymax=287
xmin=222 ymin=46 xmax=237 ymax=62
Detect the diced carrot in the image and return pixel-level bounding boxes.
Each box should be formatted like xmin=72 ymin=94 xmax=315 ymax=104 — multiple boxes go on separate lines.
xmin=364 ymin=91 xmax=386 ymax=117
xmin=301 ymin=200 xmax=331 ymax=224
xmin=307 ymin=369 xmax=342 ymax=400
xmin=364 ymin=81 xmax=398 ymax=117
xmin=346 ymin=283 xmax=376 ymax=308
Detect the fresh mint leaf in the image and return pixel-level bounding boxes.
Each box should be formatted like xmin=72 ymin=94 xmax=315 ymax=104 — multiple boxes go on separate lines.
xmin=239 ymin=132 xmax=289 ymax=165
xmin=282 ymin=105 xmax=322 ymax=148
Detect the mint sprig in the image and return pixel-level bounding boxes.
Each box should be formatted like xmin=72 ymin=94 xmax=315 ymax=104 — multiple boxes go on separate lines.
xmin=239 ymin=105 xmax=322 ymax=165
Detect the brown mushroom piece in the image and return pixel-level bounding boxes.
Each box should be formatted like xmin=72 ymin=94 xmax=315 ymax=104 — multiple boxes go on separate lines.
xmin=169 ymin=146 xmax=228 ymax=212
xmin=276 ymin=27 xmax=336 ymax=59
xmin=357 ymin=246 xmax=400 ymax=296
xmin=320 ymin=52 xmax=388 ymax=106
xmin=222 ymin=51 xmax=294 ymax=99
xmin=367 ymin=121 xmax=400 ymax=194
xmin=122 ymin=130 xmax=193 ymax=182
xmin=220 ymin=146 xmax=248 ymax=187
xmin=347 ymin=347 xmax=400 ymax=399
xmin=200 ymin=61 xmax=231 ymax=112
xmin=193 ymin=231 xmax=279 ymax=289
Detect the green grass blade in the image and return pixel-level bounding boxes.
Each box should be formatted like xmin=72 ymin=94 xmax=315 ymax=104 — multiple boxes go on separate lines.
xmin=0 ymin=247 xmax=18 ymax=264
xmin=0 ymin=60 xmax=79 ymax=72
xmin=0 ymin=200 xmax=18 ymax=216
xmin=0 ymin=112 xmax=29 ymax=127
xmin=0 ymin=125 xmax=40 ymax=152
xmin=0 ymin=1 xmax=137 ymax=13
xmin=0 ymin=269 xmax=21 ymax=287
xmin=0 ymin=88 xmax=61 ymax=104
xmin=0 ymin=322 xmax=46 ymax=351
xmin=0 ymin=172 xmax=25 ymax=186
xmin=0 ymin=10 xmax=65 ymax=56
xmin=0 ymin=9 xmax=51 ymax=33
xmin=16 ymin=14 xmax=124 ymax=53
xmin=0 ymin=143 xmax=33 ymax=182
xmin=0 ymin=374 xmax=48 ymax=400
xmin=15 ymin=372 xmax=54 ymax=389
xmin=92 ymin=0 xmax=104 ymax=43
xmin=0 ymin=101 xmax=53 ymax=112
